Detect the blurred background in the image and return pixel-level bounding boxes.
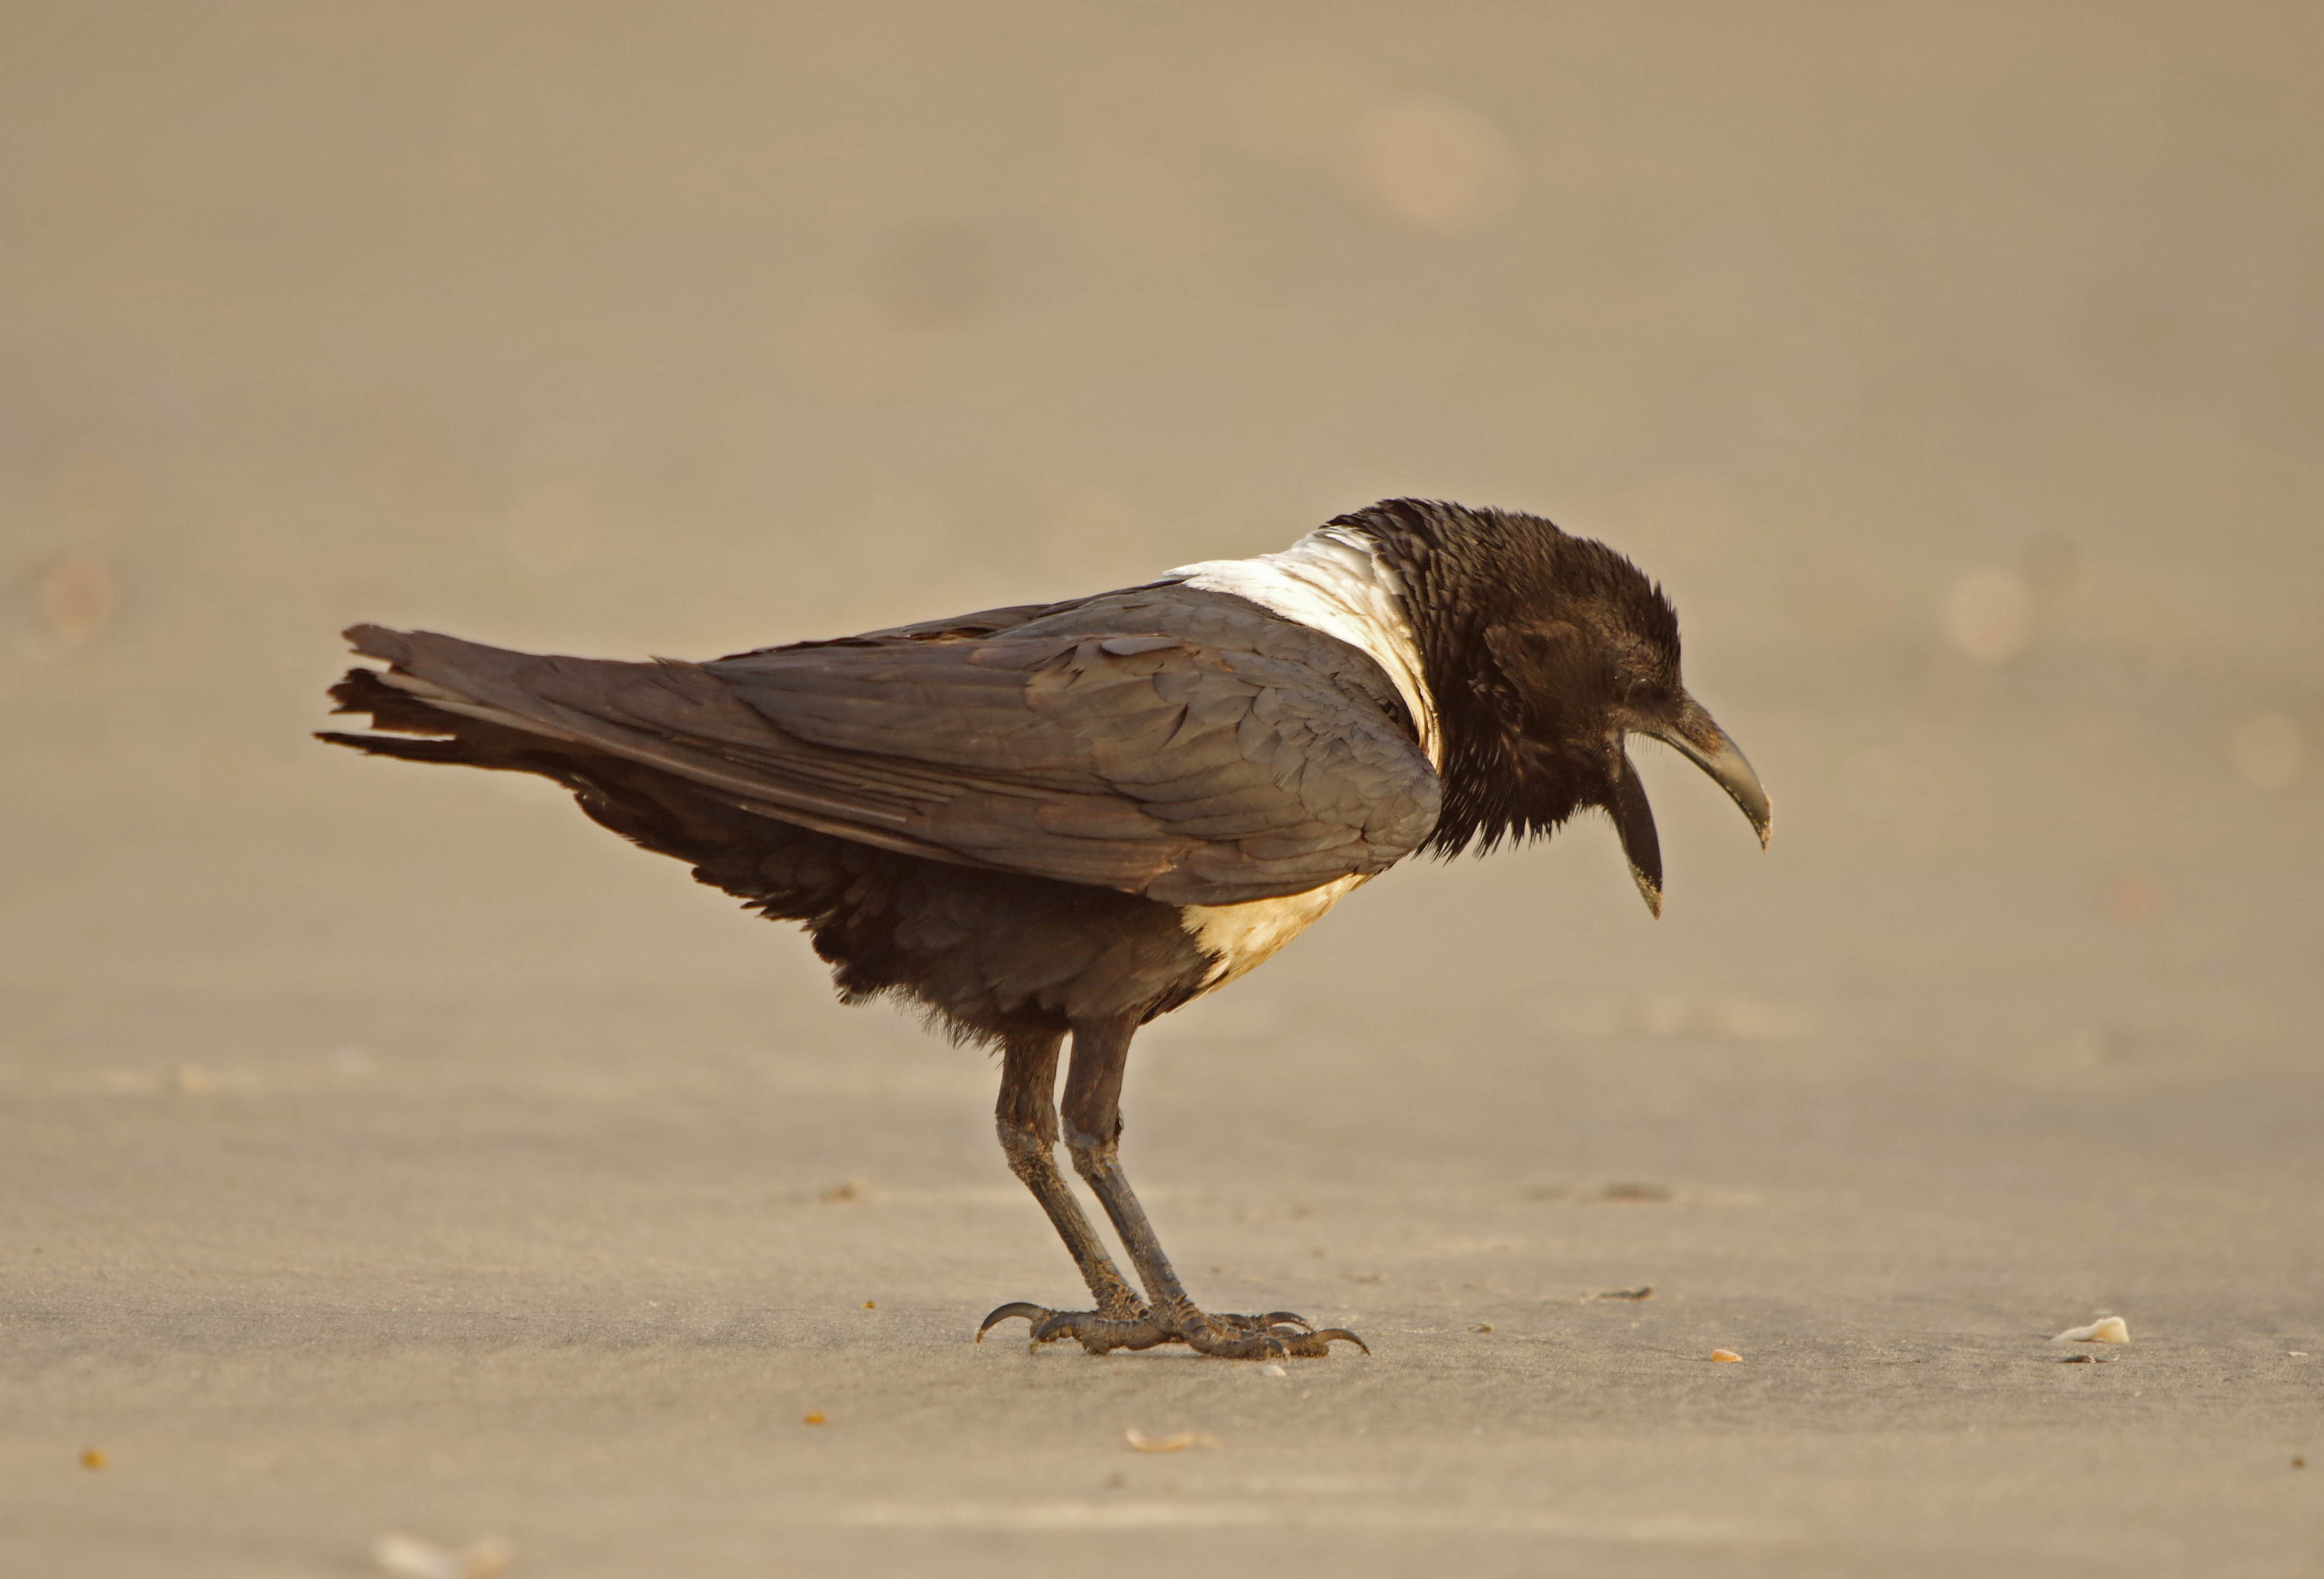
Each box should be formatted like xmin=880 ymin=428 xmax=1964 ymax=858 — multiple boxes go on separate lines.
xmin=6 ymin=6 xmax=2321 ymax=1570
xmin=4 ymin=0 xmax=2314 ymax=1034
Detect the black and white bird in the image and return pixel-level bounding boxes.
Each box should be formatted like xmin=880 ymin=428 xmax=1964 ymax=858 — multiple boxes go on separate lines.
xmin=320 ymin=498 xmax=1769 ymax=1359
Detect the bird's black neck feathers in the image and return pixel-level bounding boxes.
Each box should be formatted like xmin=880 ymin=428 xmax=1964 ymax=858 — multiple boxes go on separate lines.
xmin=1330 ymin=498 xmax=1682 ymax=859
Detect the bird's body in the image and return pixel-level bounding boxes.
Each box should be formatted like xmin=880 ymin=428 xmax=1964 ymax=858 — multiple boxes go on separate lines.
xmin=322 ymin=499 xmax=1768 ymax=1358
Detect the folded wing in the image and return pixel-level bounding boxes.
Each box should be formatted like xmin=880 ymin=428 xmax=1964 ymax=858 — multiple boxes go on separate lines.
xmin=329 ymin=591 xmax=1439 ymax=906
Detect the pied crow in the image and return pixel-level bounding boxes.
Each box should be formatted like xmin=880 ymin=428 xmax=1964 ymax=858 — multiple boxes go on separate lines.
xmin=320 ymin=497 xmax=1770 ymax=1359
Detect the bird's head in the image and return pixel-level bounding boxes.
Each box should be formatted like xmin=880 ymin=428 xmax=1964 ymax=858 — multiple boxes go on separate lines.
xmin=1340 ymin=499 xmax=1770 ymax=915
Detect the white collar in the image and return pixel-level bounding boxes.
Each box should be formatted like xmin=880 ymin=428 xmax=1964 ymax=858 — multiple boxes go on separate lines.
xmin=1158 ymin=526 xmax=1441 ymax=768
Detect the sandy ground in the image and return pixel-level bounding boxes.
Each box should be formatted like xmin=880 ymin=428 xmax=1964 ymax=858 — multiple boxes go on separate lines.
xmin=5 ymin=784 xmax=2320 ymax=1577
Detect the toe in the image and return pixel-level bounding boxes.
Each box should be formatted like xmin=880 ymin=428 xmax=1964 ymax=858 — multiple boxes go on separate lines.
xmin=1030 ymin=1310 xmax=1087 ymax=1344
xmin=1213 ymin=1310 xmax=1312 ymax=1334
xmin=1180 ymin=1318 xmax=1290 ymax=1360
xmin=1279 ymin=1327 xmax=1369 ymax=1358
xmin=1025 ymin=1309 xmax=1176 ymax=1354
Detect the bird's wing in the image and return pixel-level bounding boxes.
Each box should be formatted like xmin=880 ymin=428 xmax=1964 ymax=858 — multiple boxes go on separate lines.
xmin=340 ymin=597 xmax=1438 ymax=906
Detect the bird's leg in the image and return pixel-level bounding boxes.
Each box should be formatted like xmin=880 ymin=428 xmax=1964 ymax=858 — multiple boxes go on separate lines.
xmin=1057 ymin=1015 xmax=1365 ymax=1361
xmin=975 ymin=1032 xmax=1166 ymax=1353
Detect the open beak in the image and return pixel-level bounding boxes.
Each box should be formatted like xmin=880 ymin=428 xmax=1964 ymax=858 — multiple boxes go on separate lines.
xmin=1647 ymin=696 xmax=1772 ymax=850
xmin=1609 ymin=749 xmax=1665 ymax=917
xmin=1611 ymin=696 xmax=1772 ymax=918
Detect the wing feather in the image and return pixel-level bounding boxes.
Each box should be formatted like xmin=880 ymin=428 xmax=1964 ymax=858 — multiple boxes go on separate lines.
xmin=342 ymin=588 xmax=1438 ymax=905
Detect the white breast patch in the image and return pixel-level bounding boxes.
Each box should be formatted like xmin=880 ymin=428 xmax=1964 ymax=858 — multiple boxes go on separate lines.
xmin=1178 ymin=874 xmax=1368 ymax=994
xmin=1159 ymin=526 xmax=1440 ymax=769
xmin=1156 ymin=524 xmax=1439 ymax=991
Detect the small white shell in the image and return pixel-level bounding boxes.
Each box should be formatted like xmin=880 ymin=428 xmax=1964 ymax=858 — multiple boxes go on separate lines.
xmin=1124 ymin=1428 xmax=1194 ymax=1453
xmin=2051 ymin=1316 xmax=2131 ymax=1344
xmin=371 ymin=1532 xmax=515 ymax=1579
xmin=1124 ymin=1427 xmax=1218 ymax=1452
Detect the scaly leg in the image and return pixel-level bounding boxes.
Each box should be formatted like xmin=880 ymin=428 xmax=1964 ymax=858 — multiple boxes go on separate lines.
xmin=976 ymin=1032 xmax=1168 ymax=1352
xmin=1051 ymin=1015 xmax=1364 ymax=1360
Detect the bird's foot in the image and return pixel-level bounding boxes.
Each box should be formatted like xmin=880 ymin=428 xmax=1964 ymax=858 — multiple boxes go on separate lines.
xmin=1177 ymin=1307 xmax=1369 ymax=1359
xmin=976 ymin=1300 xmax=1366 ymax=1358
xmin=976 ymin=1301 xmax=1172 ymax=1352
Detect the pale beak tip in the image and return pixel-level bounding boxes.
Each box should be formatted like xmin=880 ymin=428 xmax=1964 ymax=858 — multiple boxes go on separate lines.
xmin=1634 ymin=869 xmax=1663 ymax=918
xmin=1649 ymin=701 xmax=1771 ymax=857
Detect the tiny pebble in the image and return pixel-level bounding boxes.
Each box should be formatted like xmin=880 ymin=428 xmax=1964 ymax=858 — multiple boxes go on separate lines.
xmin=861 ymin=1300 xmax=875 ymax=1309
xmin=803 ymin=1411 xmax=826 ymax=1426
xmin=1711 ymin=1350 xmax=1742 ymax=1362
xmin=1470 ymin=1323 xmax=1493 ymax=1333
xmin=370 ymin=1532 xmax=514 ymax=1579
xmin=2293 ymin=1456 xmax=2305 ymax=1470
xmin=1124 ymin=1427 xmax=1201 ymax=1452
xmin=1259 ymin=1364 xmax=1287 ymax=1377
xmin=80 ymin=1448 xmax=106 ymax=1470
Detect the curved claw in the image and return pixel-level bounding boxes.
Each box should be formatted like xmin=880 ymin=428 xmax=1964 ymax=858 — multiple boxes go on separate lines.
xmin=1286 ymin=1327 xmax=1369 ymax=1357
xmin=1030 ymin=1311 xmax=1085 ymax=1343
xmin=977 ymin=1301 xmax=1055 ymax=1341
xmin=1258 ymin=1311 xmax=1313 ymax=1331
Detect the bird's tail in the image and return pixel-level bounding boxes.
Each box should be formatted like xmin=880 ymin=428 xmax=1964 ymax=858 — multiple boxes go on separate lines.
xmin=319 ymin=625 xmax=816 ymax=881
xmin=319 ymin=623 xmax=1021 ymax=883
xmin=317 ymin=624 xmax=605 ymax=776
xmin=318 ymin=621 xmax=897 ymax=856
xmin=318 ymin=667 xmax=538 ymax=769
xmin=318 ymin=622 xmax=788 ymax=785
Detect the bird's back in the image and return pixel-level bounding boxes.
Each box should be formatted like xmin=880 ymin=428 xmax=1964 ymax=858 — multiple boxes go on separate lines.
xmin=321 ymin=580 xmax=1441 ymax=1042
